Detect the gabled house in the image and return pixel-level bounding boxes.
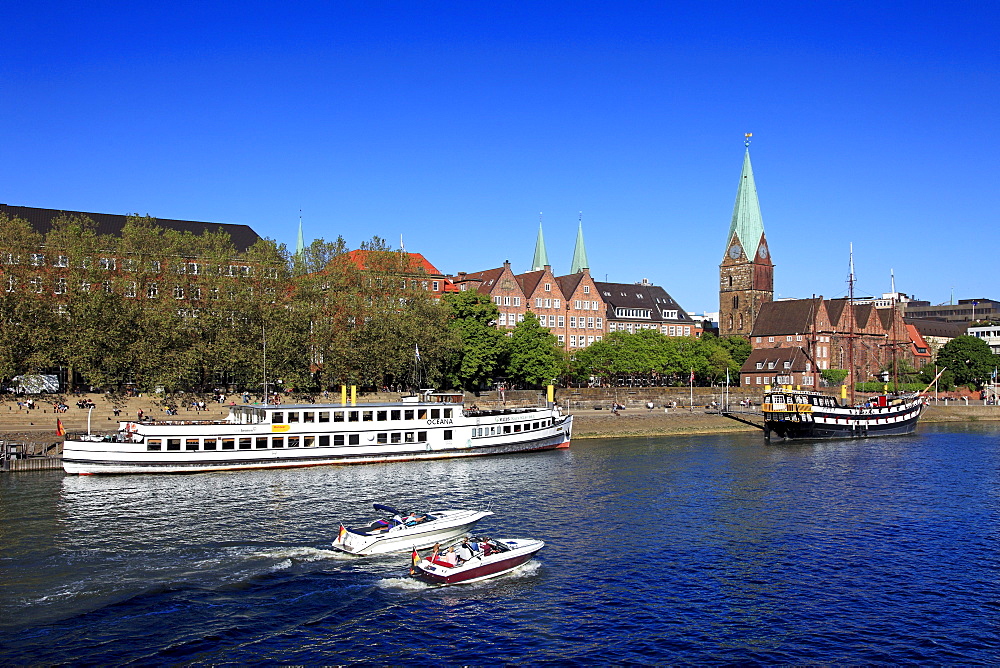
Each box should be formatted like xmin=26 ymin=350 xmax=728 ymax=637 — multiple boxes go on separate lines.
xmin=597 ymin=279 xmax=699 ymax=339
xmin=742 ymin=347 xmax=818 ymax=388
xmin=516 ymin=265 xmax=564 ymax=338
xmin=558 ymin=269 xmax=604 ymax=349
xmin=452 ymin=261 xmax=526 ymax=329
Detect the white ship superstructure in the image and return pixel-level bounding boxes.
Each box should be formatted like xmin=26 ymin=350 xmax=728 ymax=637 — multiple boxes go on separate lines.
xmin=62 ymin=392 xmax=572 ymax=475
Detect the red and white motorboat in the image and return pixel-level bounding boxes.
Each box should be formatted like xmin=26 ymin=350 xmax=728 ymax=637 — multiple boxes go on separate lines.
xmin=411 ymin=537 xmax=544 ymax=585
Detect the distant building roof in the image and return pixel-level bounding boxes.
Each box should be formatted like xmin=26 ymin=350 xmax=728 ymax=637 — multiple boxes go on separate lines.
xmin=750 ymin=298 xmax=822 ymax=336
xmin=1 ymin=204 xmax=262 ymax=253
xmin=904 ymin=317 xmax=968 ymax=340
xmin=595 ymin=280 xmax=694 ymax=323
xmin=740 ymin=346 xmax=812 ymax=374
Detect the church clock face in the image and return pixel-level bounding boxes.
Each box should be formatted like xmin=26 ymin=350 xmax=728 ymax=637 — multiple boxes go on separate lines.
xmin=728 ymin=243 xmax=742 ymax=259
xmin=758 ymin=243 xmax=769 ymax=259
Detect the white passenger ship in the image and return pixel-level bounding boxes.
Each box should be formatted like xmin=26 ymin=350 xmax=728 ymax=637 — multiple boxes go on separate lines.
xmin=62 ymin=391 xmax=573 ymax=475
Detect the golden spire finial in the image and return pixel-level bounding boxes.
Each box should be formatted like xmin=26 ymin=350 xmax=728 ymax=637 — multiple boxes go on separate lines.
xmin=744 ymin=132 xmax=752 ymax=147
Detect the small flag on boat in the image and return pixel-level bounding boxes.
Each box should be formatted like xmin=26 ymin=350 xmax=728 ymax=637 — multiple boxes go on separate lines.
xmin=410 ymin=547 xmax=420 ymax=574
xmin=336 ymin=523 xmax=347 ymax=544
xmin=56 ymin=419 xmax=65 ymax=437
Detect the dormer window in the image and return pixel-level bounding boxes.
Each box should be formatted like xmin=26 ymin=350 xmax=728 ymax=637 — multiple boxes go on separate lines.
xmin=544 ymin=283 xmax=551 ymax=292
xmin=784 ymin=361 xmax=791 ymax=369
xmin=583 ymin=286 xmax=590 ymax=294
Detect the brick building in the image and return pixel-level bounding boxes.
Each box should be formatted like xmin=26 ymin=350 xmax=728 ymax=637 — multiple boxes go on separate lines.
xmin=597 ymin=279 xmax=699 ymax=338
xmin=740 ymin=297 xmax=913 ymax=389
xmin=452 ymin=262 xmax=526 ymax=330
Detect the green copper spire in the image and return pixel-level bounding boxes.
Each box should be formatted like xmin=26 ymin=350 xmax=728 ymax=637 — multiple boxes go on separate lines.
xmin=570 ymin=213 xmax=589 ymax=274
xmin=295 ymin=212 xmax=305 ymax=257
xmin=531 ymin=215 xmax=549 ymax=271
xmin=726 ymin=138 xmax=765 ymax=260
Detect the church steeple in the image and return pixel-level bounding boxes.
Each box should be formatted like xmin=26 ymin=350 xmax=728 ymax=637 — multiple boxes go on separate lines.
xmin=719 ymin=134 xmax=773 ymax=338
xmin=570 ymin=213 xmax=589 ymax=274
xmin=531 ymin=214 xmax=549 ymax=271
xmin=295 ymin=211 xmax=305 ymax=257
xmin=726 ymin=140 xmax=765 ymax=259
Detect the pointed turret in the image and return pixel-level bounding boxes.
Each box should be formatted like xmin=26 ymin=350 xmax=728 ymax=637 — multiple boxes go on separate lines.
xmin=531 ymin=216 xmax=549 ymax=271
xmin=726 ymin=145 xmax=765 ymax=259
xmin=570 ymin=214 xmax=589 ymax=274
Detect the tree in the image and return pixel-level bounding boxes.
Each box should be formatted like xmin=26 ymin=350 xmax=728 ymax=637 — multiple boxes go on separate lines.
xmin=504 ymin=312 xmax=565 ymax=387
xmin=443 ymin=290 xmax=506 ymax=391
xmin=821 ymin=369 xmax=849 ymax=386
xmin=935 ymin=335 xmax=999 ymax=389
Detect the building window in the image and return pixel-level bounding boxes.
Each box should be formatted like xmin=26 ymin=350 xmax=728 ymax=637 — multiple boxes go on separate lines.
xmin=54 ymin=255 xmax=68 ymax=268
xmin=756 ymin=336 xmax=761 ymax=343
xmin=544 ymin=283 xmax=551 ymax=291
xmin=99 ymin=257 xmax=116 ymax=270
xmin=570 ymin=316 xmax=576 ymax=328
xmin=31 ymin=253 xmax=44 ymax=266
xmin=494 ymin=296 xmax=502 ymax=305
xmin=147 ymin=283 xmax=158 ymax=298
xmin=503 ymin=296 xmax=510 ymax=306
xmin=499 ymin=313 xmax=507 ymax=326
xmin=570 ymin=335 xmax=577 ymax=347
xmin=433 ymin=281 xmax=439 ymax=291
xmin=768 ymin=336 xmax=774 ymax=343
xmin=558 ymin=316 xmax=565 ymax=327
xmin=548 ymin=315 xmax=556 ymax=327
xmin=174 ymin=286 xmax=184 ymax=299
xmin=583 ymin=285 xmax=590 ymax=294
xmin=553 ymin=299 xmax=560 ymax=308
xmin=575 ymin=300 xmax=581 ymax=309
xmin=536 ymin=298 xmax=543 ymax=308
xmin=54 ymin=277 xmax=67 ymax=295
xmin=558 ymin=335 xmax=565 ymax=343
xmin=513 ymin=297 xmax=521 ymax=306
xmin=587 ymin=317 xmax=594 ymax=328
xmin=544 ymin=298 xmax=551 ymax=308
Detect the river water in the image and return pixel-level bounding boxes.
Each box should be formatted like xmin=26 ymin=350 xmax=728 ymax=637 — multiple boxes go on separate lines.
xmin=2 ymin=425 xmax=999 ymax=664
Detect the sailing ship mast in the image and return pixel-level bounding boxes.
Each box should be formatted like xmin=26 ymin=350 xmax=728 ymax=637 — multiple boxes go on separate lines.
xmin=848 ymin=245 xmax=856 ymax=405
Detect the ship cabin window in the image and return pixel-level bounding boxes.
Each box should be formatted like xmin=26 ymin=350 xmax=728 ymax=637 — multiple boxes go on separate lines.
xmin=771 ymin=394 xmax=787 ymax=404
xmin=288 ymin=436 xmax=300 ymax=448
xmin=167 ymin=439 xmax=181 ymax=451
xmin=256 ymin=437 xmax=268 ymax=449
xmin=303 ymin=436 xmax=314 ymax=447
xmin=319 ymin=411 xmax=330 ymax=423
xmin=186 ymin=439 xmax=199 ymax=451
xmin=319 ymin=435 xmax=330 ymax=446
xmin=405 ymin=432 xmax=415 ymax=443
xmin=348 ymin=411 xmax=359 ymax=422
xmin=377 ymin=433 xmax=388 ymax=444
xmin=349 ymin=435 xmax=359 ymax=445
xmin=239 ymin=438 xmax=252 ymax=450
xmin=272 ymin=437 xmax=284 ymax=448
xmin=404 ymin=410 xmax=415 ymax=420
xmin=273 ymin=412 xmax=284 ymax=423
xmin=418 ymin=409 xmax=428 ymax=420
xmin=362 ymin=411 xmax=373 ymax=421
xmin=334 ymin=435 xmax=345 ymax=446
xmin=303 ymin=412 xmax=315 ymax=423
xmin=391 ymin=433 xmax=402 ymax=443
xmin=391 ymin=410 xmax=401 ymax=420
xmin=443 ymin=430 xmax=453 ymax=440
xmin=794 ymin=395 xmax=808 ymax=404
xmin=147 ymin=439 xmax=161 ymax=451
xmin=444 ymin=408 xmax=453 ymax=418
xmin=533 ymin=422 xmax=539 ymax=429
xmin=431 ymin=409 xmax=441 ymax=419
xmin=377 ymin=410 xmax=388 ymax=421
xmin=216 ymin=439 xmax=229 ymax=450
xmin=333 ymin=411 xmax=345 ymax=422
xmin=288 ymin=412 xmax=300 ymax=423
xmin=514 ymin=424 xmax=521 ymax=432
xmin=504 ymin=425 xmax=512 ymax=434
xmin=418 ymin=431 xmax=427 ymax=442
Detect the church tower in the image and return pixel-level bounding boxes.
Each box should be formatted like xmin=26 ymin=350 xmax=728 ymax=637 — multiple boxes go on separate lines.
xmin=719 ymin=134 xmax=773 ymax=337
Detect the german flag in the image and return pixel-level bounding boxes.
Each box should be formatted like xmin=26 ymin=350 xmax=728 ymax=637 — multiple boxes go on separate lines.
xmin=336 ymin=523 xmax=347 ymax=544
xmin=56 ymin=419 xmax=66 ymax=437
xmin=410 ymin=547 xmax=420 ymax=575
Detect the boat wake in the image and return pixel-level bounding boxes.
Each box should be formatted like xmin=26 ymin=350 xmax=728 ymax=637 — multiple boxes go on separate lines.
xmin=246 ymin=546 xmax=348 ymax=563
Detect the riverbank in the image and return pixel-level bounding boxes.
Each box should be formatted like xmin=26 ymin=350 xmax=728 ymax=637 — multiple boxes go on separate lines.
xmin=2 ymin=397 xmax=997 ymax=449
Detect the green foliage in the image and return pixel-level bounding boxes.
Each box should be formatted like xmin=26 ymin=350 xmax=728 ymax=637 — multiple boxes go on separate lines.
xmin=505 ymin=312 xmax=566 ymax=387
xmin=935 ymin=335 xmax=1000 ymax=389
xmin=443 ymin=290 xmax=506 ymax=391
xmin=918 ymin=363 xmax=956 ymax=391
xmin=854 ymin=382 xmax=928 ymax=393
xmin=821 ymin=369 xmax=849 ymax=385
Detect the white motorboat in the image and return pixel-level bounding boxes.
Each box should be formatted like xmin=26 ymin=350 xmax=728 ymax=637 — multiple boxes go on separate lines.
xmin=411 ymin=537 xmax=544 ymax=585
xmin=332 ymin=503 xmax=493 ymax=556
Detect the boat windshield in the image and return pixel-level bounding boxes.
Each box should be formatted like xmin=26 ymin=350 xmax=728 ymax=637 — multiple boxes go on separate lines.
xmin=230 ymin=406 xmax=267 ymax=424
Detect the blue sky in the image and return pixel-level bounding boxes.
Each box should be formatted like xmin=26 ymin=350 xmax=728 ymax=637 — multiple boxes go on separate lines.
xmin=3 ymin=2 xmax=997 ymax=314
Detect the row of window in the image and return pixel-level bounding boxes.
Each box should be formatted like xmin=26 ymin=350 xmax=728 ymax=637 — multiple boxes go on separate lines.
xmin=272 ymin=407 xmax=454 ymax=424
xmin=472 ymin=419 xmax=552 ymax=437
xmin=608 ymin=322 xmax=693 ymax=336
xmin=746 ymin=375 xmax=815 ymax=386
xmin=145 ymin=430 xmax=455 ymax=451
xmin=755 ymin=335 xmax=831 ymax=344
xmin=5 ymin=278 xmax=276 ymax=299
xmin=6 ymin=254 xmax=276 ymax=278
